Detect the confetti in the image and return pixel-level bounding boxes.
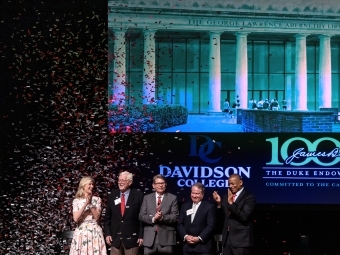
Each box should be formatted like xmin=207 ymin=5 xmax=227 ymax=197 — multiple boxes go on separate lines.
xmin=0 ymin=1 xmax=323 ymax=255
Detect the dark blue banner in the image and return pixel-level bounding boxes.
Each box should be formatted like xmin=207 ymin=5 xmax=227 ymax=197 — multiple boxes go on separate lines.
xmin=141 ymin=133 xmax=340 ymax=204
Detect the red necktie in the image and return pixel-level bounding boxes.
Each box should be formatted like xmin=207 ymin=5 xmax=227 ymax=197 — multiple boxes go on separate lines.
xmin=121 ymin=193 xmax=125 ymax=216
xmin=155 ymin=196 xmax=161 ymax=232
xmin=157 ymin=195 xmax=162 ymax=209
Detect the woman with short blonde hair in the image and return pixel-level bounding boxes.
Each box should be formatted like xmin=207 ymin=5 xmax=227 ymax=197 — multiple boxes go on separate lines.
xmin=70 ymin=176 xmax=107 ymax=255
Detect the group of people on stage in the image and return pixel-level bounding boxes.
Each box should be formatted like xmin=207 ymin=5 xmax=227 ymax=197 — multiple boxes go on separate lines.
xmin=69 ymin=172 xmax=256 ymax=255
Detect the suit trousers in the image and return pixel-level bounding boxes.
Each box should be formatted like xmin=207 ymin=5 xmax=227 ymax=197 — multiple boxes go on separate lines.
xmin=110 ymin=241 xmax=140 ymax=255
xmin=143 ymin=232 xmax=173 ymax=255
xmin=222 ymin=233 xmax=251 ymax=255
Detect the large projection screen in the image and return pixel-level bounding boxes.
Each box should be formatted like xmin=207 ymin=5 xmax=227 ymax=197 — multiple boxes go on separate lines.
xmin=129 ymin=133 xmax=340 ymax=205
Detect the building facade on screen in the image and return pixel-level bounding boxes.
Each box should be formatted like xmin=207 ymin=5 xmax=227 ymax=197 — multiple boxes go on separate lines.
xmin=108 ymin=0 xmax=340 ymax=113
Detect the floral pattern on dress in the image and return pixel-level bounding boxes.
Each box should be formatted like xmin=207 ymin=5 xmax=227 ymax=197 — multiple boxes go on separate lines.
xmin=69 ymin=196 xmax=107 ymax=255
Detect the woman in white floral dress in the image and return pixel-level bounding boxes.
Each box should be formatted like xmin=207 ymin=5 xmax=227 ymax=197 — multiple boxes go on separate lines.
xmin=70 ymin=176 xmax=107 ymax=255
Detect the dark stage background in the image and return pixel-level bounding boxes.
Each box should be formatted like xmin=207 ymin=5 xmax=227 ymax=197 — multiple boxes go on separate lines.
xmin=1 ymin=1 xmax=340 ymax=254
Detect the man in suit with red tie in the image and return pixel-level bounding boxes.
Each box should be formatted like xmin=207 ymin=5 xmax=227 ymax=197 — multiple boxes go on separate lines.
xmin=139 ymin=174 xmax=179 ymax=255
xmin=178 ymin=182 xmax=216 ymax=255
xmin=213 ymin=174 xmax=256 ymax=255
xmin=104 ymin=171 xmax=144 ymax=255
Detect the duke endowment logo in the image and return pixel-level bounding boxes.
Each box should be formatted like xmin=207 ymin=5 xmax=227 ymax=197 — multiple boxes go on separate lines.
xmin=266 ymin=137 xmax=340 ymax=166
xmin=264 ymin=137 xmax=340 ymax=180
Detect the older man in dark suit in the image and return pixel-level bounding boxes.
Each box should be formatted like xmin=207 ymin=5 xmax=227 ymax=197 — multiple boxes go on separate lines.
xmin=139 ymin=174 xmax=179 ymax=255
xmin=104 ymin=171 xmax=143 ymax=255
xmin=213 ymin=174 xmax=256 ymax=255
xmin=178 ymin=182 xmax=216 ymax=255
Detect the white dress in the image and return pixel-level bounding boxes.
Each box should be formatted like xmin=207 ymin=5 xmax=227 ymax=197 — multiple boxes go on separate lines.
xmin=69 ymin=196 xmax=107 ymax=255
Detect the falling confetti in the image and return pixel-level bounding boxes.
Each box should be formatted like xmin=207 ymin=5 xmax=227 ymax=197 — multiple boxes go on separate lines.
xmin=1 ymin=1 xmax=333 ymax=255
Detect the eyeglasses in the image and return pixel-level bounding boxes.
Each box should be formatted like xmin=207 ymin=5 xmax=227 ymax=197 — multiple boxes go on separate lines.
xmin=154 ymin=182 xmax=166 ymax=185
xmin=118 ymin=179 xmax=129 ymax=183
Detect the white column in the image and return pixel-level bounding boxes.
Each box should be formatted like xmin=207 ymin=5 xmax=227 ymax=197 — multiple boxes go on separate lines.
xmin=319 ymin=34 xmax=332 ymax=108
xmin=112 ymin=30 xmax=127 ymax=105
xmin=142 ymin=30 xmax=156 ymax=104
xmin=208 ymin=31 xmax=222 ymax=113
xmin=286 ymin=75 xmax=292 ymax=110
xmin=285 ymin=41 xmax=292 ymax=110
xmin=235 ymin=32 xmax=249 ymax=109
xmin=295 ymin=34 xmax=308 ymax=111
xmin=108 ymin=28 xmax=114 ymax=104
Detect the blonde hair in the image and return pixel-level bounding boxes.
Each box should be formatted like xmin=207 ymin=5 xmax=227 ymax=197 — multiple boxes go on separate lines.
xmin=75 ymin=176 xmax=95 ymax=198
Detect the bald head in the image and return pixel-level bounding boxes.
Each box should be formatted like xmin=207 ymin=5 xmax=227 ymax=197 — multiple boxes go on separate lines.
xmin=228 ymin=174 xmax=243 ymax=194
xmin=229 ymin=174 xmax=241 ymax=181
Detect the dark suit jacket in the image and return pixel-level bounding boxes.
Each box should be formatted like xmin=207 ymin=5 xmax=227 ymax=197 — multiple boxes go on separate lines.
xmin=178 ymin=200 xmax=216 ymax=253
xmin=139 ymin=192 xmax=179 ymax=247
xmin=104 ymin=189 xmax=143 ymax=249
xmin=218 ymin=189 xmax=256 ymax=248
